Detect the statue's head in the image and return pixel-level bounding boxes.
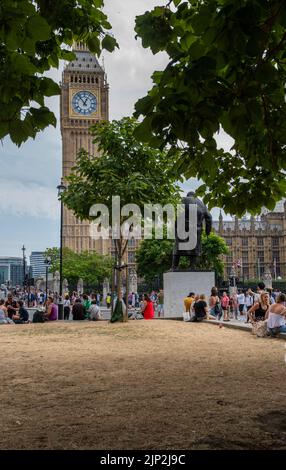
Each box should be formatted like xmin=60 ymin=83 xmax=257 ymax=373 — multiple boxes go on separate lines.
xmin=186 ymin=191 xmax=196 ymax=197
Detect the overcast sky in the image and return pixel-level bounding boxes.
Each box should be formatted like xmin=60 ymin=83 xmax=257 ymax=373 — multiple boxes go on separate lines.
xmin=0 ymin=0 xmax=228 ymax=258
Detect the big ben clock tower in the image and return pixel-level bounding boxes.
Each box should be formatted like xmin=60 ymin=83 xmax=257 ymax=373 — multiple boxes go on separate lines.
xmin=60 ymin=43 xmax=109 ymax=253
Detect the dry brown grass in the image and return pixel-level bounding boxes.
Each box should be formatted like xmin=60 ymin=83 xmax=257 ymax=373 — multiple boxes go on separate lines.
xmin=1 ymin=320 xmax=286 ymax=449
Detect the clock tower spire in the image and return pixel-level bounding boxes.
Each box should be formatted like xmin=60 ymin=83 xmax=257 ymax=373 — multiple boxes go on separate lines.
xmin=60 ymin=45 xmax=109 ymax=253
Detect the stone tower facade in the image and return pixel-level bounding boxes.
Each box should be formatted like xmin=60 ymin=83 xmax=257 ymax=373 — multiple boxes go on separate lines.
xmin=60 ymin=45 xmax=138 ymax=276
xmin=60 ymin=43 xmax=109 ymax=254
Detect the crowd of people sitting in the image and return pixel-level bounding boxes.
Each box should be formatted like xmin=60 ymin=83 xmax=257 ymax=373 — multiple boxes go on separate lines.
xmin=184 ymin=282 xmax=286 ymax=337
xmin=0 ymin=288 xmax=164 ymax=324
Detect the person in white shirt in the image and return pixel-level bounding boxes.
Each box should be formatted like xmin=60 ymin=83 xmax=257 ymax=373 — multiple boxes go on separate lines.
xmin=245 ymin=288 xmax=254 ymax=323
xmin=254 ymin=282 xmax=266 ymax=303
xmin=237 ymin=290 xmax=246 ymax=316
xmin=267 ymin=293 xmax=286 ymax=336
xmin=88 ymin=300 xmax=102 ymax=321
xmin=63 ymin=295 xmax=71 ymax=321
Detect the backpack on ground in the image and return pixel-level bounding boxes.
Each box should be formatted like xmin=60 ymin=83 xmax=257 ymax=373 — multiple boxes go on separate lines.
xmin=32 ymin=310 xmax=45 ymax=323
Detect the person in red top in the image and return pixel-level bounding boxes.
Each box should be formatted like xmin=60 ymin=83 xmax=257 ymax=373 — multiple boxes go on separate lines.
xmin=221 ymin=291 xmax=230 ymax=321
xmin=141 ymin=294 xmax=154 ymax=320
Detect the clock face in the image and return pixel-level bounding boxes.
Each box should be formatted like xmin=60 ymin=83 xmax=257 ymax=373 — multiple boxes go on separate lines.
xmin=72 ymin=91 xmax=97 ymax=115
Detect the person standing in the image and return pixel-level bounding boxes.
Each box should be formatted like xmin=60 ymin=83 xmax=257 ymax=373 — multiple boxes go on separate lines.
xmin=131 ymin=292 xmax=136 ymax=308
xmin=254 ymin=282 xmax=265 ymax=303
xmin=221 ymin=291 xmax=230 ymax=321
xmin=106 ymin=293 xmax=111 ymax=309
xmin=157 ymin=289 xmax=164 ymax=318
xmin=184 ymin=292 xmax=195 ymax=318
xmin=63 ymin=295 xmax=71 ymax=321
xmin=83 ymin=294 xmax=91 ymax=319
xmin=209 ymin=287 xmax=221 ymax=319
xmin=237 ymin=290 xmax=246 ymax=318
xmin=141 ymin=294 xmax=154 ymax=320
xmin=245 ymin=289 xmax=254 ymax=323
xmin=230 ymin=291 xmax=239 ymax=319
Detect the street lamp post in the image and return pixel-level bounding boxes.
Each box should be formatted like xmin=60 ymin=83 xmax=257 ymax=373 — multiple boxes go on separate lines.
xmin=21 ymin=245 xmax=26 ymax=292
xmin=230 ymin=266 xmax=236 ymax=290
xmin=44 ymin=256 xmax=51 ymax=303
xmin=57 ymin=178 xmax=66 ymax=320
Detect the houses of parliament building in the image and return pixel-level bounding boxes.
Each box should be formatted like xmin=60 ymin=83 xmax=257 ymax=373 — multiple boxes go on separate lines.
xmin=60 ymin=44 xmax=285 ymax=283
xmin=213 ymin=201 xmax=286 ymax=280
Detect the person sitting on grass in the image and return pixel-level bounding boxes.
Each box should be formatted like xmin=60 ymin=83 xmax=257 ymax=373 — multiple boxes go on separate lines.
xmin=141 ymin=294 xmax=154 ymax=320
xmin=191 ymin=294 xmax=208 ymax=322
xmin=44 ymin=296 xmax=58 ymax=321
xmin=12 ymin=300 xmax=29 ymax=324
xmin=0 ymin=303 xmax=14 ymax=324
xmin=72 ymin=298 xmax=85 ymax=321
xmin=266 ymin=293 xmax=286 ymax=337
xmin=88 ymin=300 xmax=103 ymax=321
xmin=0 ymin=299 xmax=8 ymax=317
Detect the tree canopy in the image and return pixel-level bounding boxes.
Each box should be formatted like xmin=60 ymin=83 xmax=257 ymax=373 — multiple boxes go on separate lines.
xmin=44 ymin=247 xmax=112 ymax=290
xmin=0 ymin=0 xmax=117 ymax=145
xmin=134 ymin=0 xmax=286 ymax=215
xmin=4 ymin=0 xmax=286 ymax=216
xmin=136 ymin=231 xmax=229 ymax=282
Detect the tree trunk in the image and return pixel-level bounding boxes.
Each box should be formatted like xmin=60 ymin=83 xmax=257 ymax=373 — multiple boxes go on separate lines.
xmin=114 ymin=238 xmax=128 ymax=322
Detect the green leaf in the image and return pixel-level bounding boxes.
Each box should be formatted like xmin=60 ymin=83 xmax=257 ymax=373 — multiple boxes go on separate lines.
xmin=87 ymin=36 xmax=101 ymax=55
xmin=102 ymin=34 xmax=118 ymax=52
xmin=39 ymin=78 xmax=61 ymax=97
xmin=26 ymin=14 xmax=51 ymax=41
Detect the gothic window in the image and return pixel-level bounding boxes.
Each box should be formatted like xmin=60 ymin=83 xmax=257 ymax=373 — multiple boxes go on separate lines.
xmin=257 ymin=237 xmax=264 ymax=246
xmin=272 ymin=250 xmax=280 ymax=262
xmin=83 ymin=76 xmax=86 ymax=83
xmin=96 ymin=78 xmax=98 ymax=84
xmin=272 ymin=237 xmax=279 ymax=247
xmin=225 ymin=238 xmax=232 ymax=246
xmin=257 ymin=250 xmax=264 ymax=263
xmin=75 ymin=76 xmax=77 ymax=83
xmin=91 ymin=77 xmax=94 ymax=83
xmin=243 ymin=267 xmax=249 ymax=278
xmin=87 ymin=77 xmax=90 ymax=83
xmin=128 ymin=252 xmax=136 ymax=263
xmin=242 ymin=238 xmax=248 ymax=247
xmin=242 ymin=251 xmax=248 ymax=264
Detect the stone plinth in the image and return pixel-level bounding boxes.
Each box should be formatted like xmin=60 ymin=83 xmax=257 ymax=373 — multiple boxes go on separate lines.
xmin=163 ymin=271 xmax=215 ymax=318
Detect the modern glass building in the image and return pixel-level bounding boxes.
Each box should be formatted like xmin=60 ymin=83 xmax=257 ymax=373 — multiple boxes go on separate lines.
xmin=0 ymin=257 xmax=24 ymax=287
xmin=30 ymin=252 xmax=46 ymax=279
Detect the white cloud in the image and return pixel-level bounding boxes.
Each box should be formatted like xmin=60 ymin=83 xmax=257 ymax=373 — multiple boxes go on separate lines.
xmin=0 ymin=180 xmax=59 ymax=220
